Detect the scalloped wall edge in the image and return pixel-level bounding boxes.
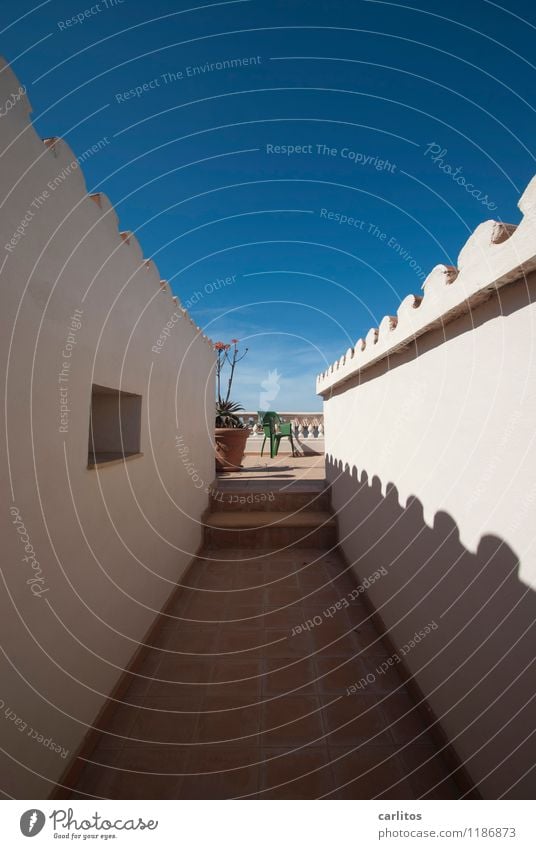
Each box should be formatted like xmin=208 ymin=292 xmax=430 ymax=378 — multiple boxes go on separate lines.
xmin=317 ymin=176 xmax=536 ymax=396
xmin=0 ymin=56 xmax=32 ymax=118
xmin=0 ymin=57 xmax=213 ymax=352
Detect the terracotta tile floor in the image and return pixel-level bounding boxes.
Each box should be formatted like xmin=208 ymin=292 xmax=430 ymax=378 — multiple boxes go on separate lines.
xmin=66 ymin=544 xmax=461 ymax=800
xmin=215 ymin=453 xmax=326 ymax=487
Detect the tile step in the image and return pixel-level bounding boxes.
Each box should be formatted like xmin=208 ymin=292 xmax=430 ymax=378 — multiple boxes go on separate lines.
xmin=210 ymin=490 xmax=331 ymax=512
xmin=205 ymin=510 xmax=336 ymax=530
xmin=203 ymin=511 xmax=337 ymax=549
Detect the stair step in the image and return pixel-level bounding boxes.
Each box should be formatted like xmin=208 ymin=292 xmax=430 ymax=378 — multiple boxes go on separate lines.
xmin=206 ymin=510 xmax=335 ymax=529
xmin=204 ymin=510 xmax=337 ymax=549
xmin=209 ymin=489 xmax=331 ymax=512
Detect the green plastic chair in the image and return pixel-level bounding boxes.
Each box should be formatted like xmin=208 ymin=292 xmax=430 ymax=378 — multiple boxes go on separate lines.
xmin=258 ymin=411 xmax=296 ymax=458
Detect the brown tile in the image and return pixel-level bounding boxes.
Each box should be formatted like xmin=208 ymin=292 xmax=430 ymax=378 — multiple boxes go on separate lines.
xmin=157 ymin=612 xmax=199 ymax=628
xmin=71 ymin=747 xmax=123 ymax=798
xmin=302 ymin=565 xmax=330 ymax=585
xmin=315 ymin=657 xmax=363 ymax=694
xmin=107 ymin=770 xmax=183 ymax=799
xmin=152 ymin=656 xmax=213 ymax=685
xmin=358 ymin=655 xmax=405 ymax=692
xmin=321 ymin=694 xmax=394 ymax=746
xmin=216 ymin=630 xmax=267 ymax=658
xmin=263 ymin=629 xmax=315 ymax=658
xmin=211 ymin=656 xmax=262 ymax=682
xmin=69 ymin=539 xmax=463 ymax=803
xmin=92 ymin=743 xmax=189 ymax=799
xmin=149 ymin=629 xmax=218 ymax=652
xmin=143 ymin=681 xmax=207 ymax=704
xmin=263 ymin=605 xmax=303 ymax=628
xmin=329 ymin=746 xmax=415 ymax=799
xmin=312 ymin=629 xmax=362 ymax=658
xmin=179 ymin=748 xmax=261 ymax=799
xmin=299 ymin=583 xmax=335 ymax=601
xmin=71 ymin=764 xmax=113 ymax=798
xmin=202 ymin=560 xmax=237 ymax=576
xmin=191 ymin=574 xmax=235 ymax=590
xmin=210 ymin=659 xmax=263 ymax=704
xmin=128 ymin=699 xmax=201 ymax=745
xmin=264 ymin=657 xmax=318 ymax=696
xmin=171 ymin=615 xmax=218 ymax=630
xmin=351 ymin=631 xmax=389 ymax=657
xmin=184 ymin=594 xmax=230 ymax=618
xmin=266 ymin=585 xmax=304 ymax=605
xmin=178 ymin=771 xmax=225 ymax=799
xmin=345 ymin=604 xmax=376 ymax=627
xmin=232 ymin=562 xmax=265 ymax=582
xmin=264 ymin=560 xmax=299 ymax=578
xmin=308 ymin=616 xmax=352 ymax=641
xmin=195 ymin=695 xmax=261 ymax=746
xmin=263 ymin=695 xmax=325 ymax=746
xmin=225 ymin=588 xmax=265 ymax=607
xmin=142 ymin=687 xmax=207 ymax=709
xmin=114 ymin=742 xmax=191 ymax=773
xmin=380 ymin=692 xmax=435 ymax=745
xmin=89 ymin=739 xmax=127 ymax=762
xmin=262 ymin=747 xmax=335 ymax=799
xmin=301 ymin=586 xmax=341 ymax=605
xmin=264 ymin=570 xmax=299 ymax=588
xmin=220 ymin=763 xmax=259 ymax=802
xmin=219 ymin=607 xmax=265 ymax=629
xmin=263 ymin=598 xmax=302 ymax=618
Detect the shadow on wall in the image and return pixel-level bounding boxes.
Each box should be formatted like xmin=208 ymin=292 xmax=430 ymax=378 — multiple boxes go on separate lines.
xmin=326 ymin=457 xmax=536 ymax=800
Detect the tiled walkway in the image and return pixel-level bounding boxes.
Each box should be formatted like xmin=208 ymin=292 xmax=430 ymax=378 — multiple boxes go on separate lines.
xmin=68 ymin=539 xmax=460 ymax=799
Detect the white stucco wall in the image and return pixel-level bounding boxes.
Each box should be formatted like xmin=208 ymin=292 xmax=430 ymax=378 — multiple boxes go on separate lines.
xmin=320 ymin=183 xmax=536 ymax=799
xmin=0 ymin=60 xmax=215 ymax=798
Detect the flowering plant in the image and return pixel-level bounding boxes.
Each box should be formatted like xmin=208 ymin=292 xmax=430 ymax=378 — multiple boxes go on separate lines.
xmin=214 ymin=339 xmax=248 ymax=428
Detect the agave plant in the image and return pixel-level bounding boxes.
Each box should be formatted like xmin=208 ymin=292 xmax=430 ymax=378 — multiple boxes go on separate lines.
xmin=214 ymin=339 xmax=248 ymax=428
xmin=215 ymin=399 xmax=245 ymax=428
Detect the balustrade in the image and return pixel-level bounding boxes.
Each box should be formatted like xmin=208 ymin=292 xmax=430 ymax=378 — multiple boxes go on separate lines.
xmin=239 ymin=412 xmax=325 ymax=440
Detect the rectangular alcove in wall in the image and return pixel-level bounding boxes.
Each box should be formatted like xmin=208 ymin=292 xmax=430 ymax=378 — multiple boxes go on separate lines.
xmin=87 ymin=384 xmax=142 ymax=468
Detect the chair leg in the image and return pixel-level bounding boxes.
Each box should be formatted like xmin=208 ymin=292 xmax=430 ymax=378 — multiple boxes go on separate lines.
xmin=289 ymin=434 xmax=296 ymax=456
xmin=273 ymin=434 xmax=285 ymax=458
xmin=261 ymin=436 xmax=266 ymax=456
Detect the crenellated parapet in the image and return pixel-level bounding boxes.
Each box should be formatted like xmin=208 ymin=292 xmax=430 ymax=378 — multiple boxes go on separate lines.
xmin=0 ymin=56 xmax=212 ymax=352
xmin=317 ymin=176 xmax=536 ymax=395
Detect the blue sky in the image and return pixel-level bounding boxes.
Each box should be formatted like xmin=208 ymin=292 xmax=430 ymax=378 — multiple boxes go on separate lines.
xmin=3 ymin=0 xmax=536 ymax=410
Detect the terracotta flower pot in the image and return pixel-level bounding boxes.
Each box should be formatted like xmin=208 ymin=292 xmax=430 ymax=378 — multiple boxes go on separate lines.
xmin=214 ymin=427 xmax=250 ymax=471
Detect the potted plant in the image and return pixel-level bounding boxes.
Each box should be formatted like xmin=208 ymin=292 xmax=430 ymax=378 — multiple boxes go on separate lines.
xmin=214 ymin=339 xmax=250 ymax=471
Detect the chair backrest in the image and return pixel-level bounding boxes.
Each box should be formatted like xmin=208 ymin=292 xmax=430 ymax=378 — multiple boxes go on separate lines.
xmin=259 ymin=411 xmax=279 ymax=436
xmin=260 ymin=411 xmax=280 ymax=423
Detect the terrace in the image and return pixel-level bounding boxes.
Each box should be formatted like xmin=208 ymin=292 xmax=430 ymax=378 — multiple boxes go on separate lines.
xmin=62 ymin=451 xmax=462 ymax=800
xmin=2 ymin=55 xmax=535 ymax=802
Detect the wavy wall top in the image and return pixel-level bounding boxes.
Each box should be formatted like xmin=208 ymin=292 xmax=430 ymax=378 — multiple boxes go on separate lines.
xmin=317 ymin=176 xmax=536 ymax=395
xmin=0 ymin=57 xmax=213 ymax=351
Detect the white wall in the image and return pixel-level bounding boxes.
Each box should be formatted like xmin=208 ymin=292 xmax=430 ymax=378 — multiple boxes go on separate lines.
xmin=0 ymin=60 xmax=215 ymax=798
xmin=321 ymin=183 xmax=536 ymax=799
